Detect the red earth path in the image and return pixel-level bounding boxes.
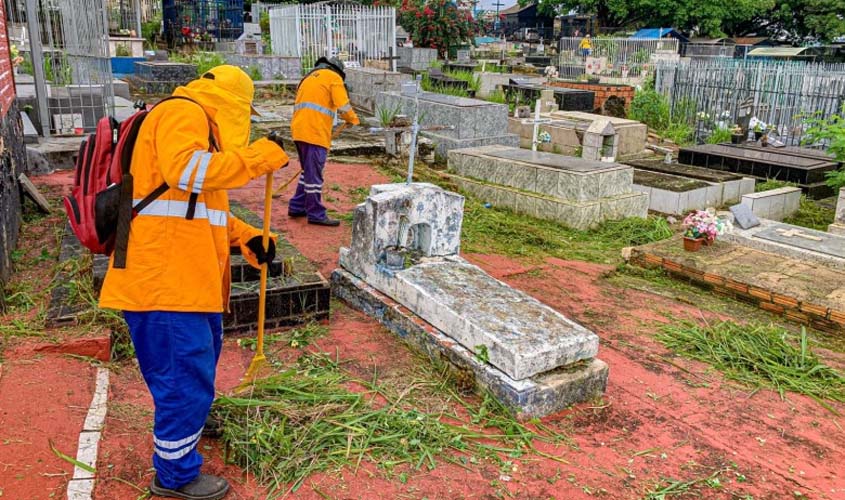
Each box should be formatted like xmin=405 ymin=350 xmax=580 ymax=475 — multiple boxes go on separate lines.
xmin=1 ymin=163 xmax=843 ymax=499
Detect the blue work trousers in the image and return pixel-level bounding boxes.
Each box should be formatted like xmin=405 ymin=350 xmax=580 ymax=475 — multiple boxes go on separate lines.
xmin=124 ymin=311 xmax=223 ymax=489
xmin=288 ymin=141 xmax=329 ymax=221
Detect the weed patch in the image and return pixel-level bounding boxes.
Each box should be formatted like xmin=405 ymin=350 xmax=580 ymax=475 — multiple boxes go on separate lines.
xmin=657 ymin=321 xmax=845 ymax=408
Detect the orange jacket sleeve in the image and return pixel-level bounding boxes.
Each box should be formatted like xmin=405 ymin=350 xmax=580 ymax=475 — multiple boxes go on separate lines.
xmin=153 ymin=102 xmax=289 ymax=194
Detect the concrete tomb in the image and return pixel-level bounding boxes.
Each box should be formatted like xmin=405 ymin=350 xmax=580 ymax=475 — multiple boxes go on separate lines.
xmin=739 ymin=186 xmax=801 ymax=222
xmin=723 ymin=219 xmax=845 ymax=271
xmin=447 ymin=145 xmax=648 ymax=229
xmin=347 ymin=67 xmax=411 ymax=114
xmin=679 ymin=144 xmax=838 ymax=199
xmin=133 ymin=61 xmax=198 ymax=95
xmin=508 ymin=111 xmax=647 ymax=158
xmin=625 ymin=158 xmax=755 ymax=216
xmin=333 ymin=183 xmax=608 ymax=415
xmin=375 ymin=90 xmax=518 ymax=160
xmin=829 ymin=188 xmax=845 ymax=236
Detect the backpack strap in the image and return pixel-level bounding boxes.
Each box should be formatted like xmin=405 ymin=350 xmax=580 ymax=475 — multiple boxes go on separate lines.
xmin=153 ymin=96 xmax=218 ymax=221
xmin=113 ymin=97 xmax=217 ymax=268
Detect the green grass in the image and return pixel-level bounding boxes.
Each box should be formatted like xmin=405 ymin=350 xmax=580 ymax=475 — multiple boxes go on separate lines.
xmin=212 ymin=352 xmax=569 ymax=495
xmin=755 ymin=179 xmax=796 ymax=192
xmin=461 ymin=197 xmax=672 ymax=264
xmin=657 ymin=321 xmax=845 ymax=408
xmin=237 ymin=322 xmax=328 ymax=350
xmin=784 ymin=196 xmax=835 ymax=231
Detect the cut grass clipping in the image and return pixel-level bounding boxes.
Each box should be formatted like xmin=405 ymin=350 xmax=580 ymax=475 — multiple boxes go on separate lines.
xmin=212 ymin=353 xmax=568 ymax=495
xmin=657 ymin=321 xmax=845 ymax=410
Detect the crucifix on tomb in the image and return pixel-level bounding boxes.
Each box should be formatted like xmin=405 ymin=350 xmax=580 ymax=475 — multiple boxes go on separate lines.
xmin=775 ymin=227 xmax=824 ymax=242
xmin=520 ymin=99 xmax=552 ymax=152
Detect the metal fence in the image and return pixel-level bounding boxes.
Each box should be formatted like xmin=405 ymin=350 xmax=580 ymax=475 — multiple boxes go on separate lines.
xmin=558 ymin=37 xmax=679 ymax=80
xmin=655 ymin=58 xmax=845 ymax=145
xmin=106 ymin=0 xmax=141 ymax=34
xmin=269 ymin=3 xmax=396 ymax=72
xmin=9 ymin=0 xmax=115 ymax=136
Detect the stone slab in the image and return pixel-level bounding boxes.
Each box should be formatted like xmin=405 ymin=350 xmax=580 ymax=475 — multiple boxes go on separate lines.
xmin=20 ymin=111 xmax=38 ymax=143
xmin=18 ymin=173 xmax=51 ymax=212
xmin=723 ymin=219 xmax=845 ymax=271
xmin=740 ymin=186 xmax=801 ymax=222
xmin=486 ymin=148 xmax=623 ymax=173
xmin=835 ymin=188 xmax=845 ymax=224
xmin=339 ymin=183 xmax=601 ymax=381
xmin=346 ymin=67 xmax=411 ymax=113
xmin=730 ymin=203 xmax=760 ymax=229
xmin=331 ymin=268 xmax=609 ymax=416
xmin=755 ymin=222 xmax=845 ymax=259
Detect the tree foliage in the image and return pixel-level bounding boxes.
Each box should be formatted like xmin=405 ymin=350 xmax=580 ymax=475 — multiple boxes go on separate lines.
xmin=538 ymin=0 xmax=844 ymax=41
xmin=397 ymin=0 xmax=480 ymax=57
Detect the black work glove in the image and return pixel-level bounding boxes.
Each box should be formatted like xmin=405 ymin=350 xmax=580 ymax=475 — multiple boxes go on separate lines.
xmin=268 ymin=131 xmax=286 ymax=150
xmin=246 ymin=236 xmax=276 ymax=265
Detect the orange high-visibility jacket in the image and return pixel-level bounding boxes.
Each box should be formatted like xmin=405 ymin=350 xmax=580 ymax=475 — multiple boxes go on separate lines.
xmin=99 ymin=75 xmax=288 ymax=313
xmin=291 ymin=68 xmax=360 ymax=148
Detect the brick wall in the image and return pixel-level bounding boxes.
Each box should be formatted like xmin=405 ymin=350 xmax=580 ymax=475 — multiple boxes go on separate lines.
xmin=630 ymin=249 xmax=845 ymax=333
xmin=549 ymin=81 xmax=636 ymax=115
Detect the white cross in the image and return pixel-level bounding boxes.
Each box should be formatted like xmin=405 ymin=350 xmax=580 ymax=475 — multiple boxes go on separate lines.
xmin=775 ymin=228 xmax=823 ymax=242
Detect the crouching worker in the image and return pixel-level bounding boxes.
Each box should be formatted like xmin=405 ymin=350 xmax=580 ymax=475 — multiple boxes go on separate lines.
xmin=289 ymin=56 xmax=360 ymax=226
xmin=99 ymin=65 xmax=289 ymax=500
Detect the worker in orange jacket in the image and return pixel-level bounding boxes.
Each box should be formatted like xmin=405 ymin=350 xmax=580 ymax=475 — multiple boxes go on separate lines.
xmin=99 ymin=65 xmax=289 ymax=500
xmin=288 ymin=56 xmax=359 ymax=226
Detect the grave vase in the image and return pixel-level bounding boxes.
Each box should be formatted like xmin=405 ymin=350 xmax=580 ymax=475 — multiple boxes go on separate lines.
xmin=683 ymin=236 xmax=704 ymax=252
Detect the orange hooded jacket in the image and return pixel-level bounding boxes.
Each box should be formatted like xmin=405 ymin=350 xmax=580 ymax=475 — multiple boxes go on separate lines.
xmin=291 ymin=67 xmax=360 ymax=148
xmin=98 ymin=65 xmax=289 ymax=313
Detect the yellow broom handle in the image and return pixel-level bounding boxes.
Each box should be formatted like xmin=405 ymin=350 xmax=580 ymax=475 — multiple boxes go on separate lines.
xmin=256 ymin=172 xmax=273 ymax=358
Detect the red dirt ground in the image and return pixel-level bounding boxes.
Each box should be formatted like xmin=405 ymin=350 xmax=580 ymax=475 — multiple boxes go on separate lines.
xmin=3 ymin=165 xmax=844 ymax=499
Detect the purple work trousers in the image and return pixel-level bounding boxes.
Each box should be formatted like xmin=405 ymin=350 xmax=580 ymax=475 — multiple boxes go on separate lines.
xmin=288 ymin=141 xmax=329 ymax=222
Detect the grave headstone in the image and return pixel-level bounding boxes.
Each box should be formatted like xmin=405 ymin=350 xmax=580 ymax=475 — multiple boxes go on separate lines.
xmin=334 ymin=183 xmax=608 ymax=415
xmin=730 ymin=203 xmax=760 ymax=229
xmin=582 ymin=118 xmax=616 ymax=162
xmin=508 ymin=111 xmax=646 ymax=158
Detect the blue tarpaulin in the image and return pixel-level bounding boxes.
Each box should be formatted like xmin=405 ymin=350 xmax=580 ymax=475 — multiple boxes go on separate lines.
xmin=631 ymin=28 xmax=688 ymax=43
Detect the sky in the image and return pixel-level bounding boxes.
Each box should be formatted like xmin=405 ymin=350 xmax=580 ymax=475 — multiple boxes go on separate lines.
xmin=473 ymin=0 xmax=517 ymax=13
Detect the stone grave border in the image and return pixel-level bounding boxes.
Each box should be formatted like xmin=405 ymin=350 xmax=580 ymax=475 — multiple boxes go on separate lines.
xmin=628 ymin=244 xmax=845 ymax=333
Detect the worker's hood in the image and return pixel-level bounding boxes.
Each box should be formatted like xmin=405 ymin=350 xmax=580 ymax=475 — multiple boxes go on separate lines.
xmin=172 ymin=65 xmax=256 ymax=150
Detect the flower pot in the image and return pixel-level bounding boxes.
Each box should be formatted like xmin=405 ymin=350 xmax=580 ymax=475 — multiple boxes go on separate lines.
xmin=731 ymin=133 xmax=744 ymax=144
xmin=683 ymin=236 xmax=704 ymax=252
xmin=702 ymin=238 xmax=713 ymax=246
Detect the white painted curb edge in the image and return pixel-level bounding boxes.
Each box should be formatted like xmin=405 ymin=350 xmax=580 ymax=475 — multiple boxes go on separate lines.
xmin=67 ymin=367 xmax=110 ymax=500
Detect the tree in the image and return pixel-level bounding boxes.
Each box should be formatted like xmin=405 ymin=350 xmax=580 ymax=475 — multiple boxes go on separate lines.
xmin=397 ymin=0 xmax=480 ymax=57
xmin=538 ymin=0 xmax=772 ymax=37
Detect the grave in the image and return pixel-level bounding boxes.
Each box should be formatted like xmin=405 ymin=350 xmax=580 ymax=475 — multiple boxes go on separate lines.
xmin=547 ymin=81 xmax=636 ymax=115
xmin=625 ymin=158 xmax=755 ymax=215
xmin=739 ymin=186 xmax=801 ymax=221
xmin=476 ymin=72 xmax=542 ymax=98
xmin=48 ymin=205 xmax=330 ymax=332
xmin=332 ymin=183 xmax=608 ymax=415
xmin=375 ymin=91 xmax=518 ymax=160
xmin=133 ymin=61 xmax=197 ymax=94
xmin=427 ymin=68 xmax=470 ymax=94
xmin=722 ymin=219 xmax=845 ymax=271
xmin=501 ymin=82 xmax=594 ymax=112
xmin=347 ymin=67 xmax=411 ymax=113
xmin=829 ymin=188 xmax=845 ymax=236
xmin=678 ymin=144 xmax=838 ymax=199
xmin=397 ymin=47 xmax=438 ymax=72
xmin=447 ymin=145 xmax=649 ymax=229
xmin=223 ymin=54 xmax=302 ymax=80
xmin=508 ymin=111 xmax=647 ymax=158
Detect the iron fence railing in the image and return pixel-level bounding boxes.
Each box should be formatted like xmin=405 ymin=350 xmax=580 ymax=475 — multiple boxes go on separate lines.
xmin=558 ymin=36 xmax=679 ymax=80
xmin=655 ymin=58 xmax=845 ymax=145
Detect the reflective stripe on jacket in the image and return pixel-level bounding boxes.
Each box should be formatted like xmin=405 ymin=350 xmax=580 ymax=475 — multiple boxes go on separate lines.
xmin=99 ymin=92 xmax=288 ymax=313
xmin=291 ymin=68 xmax=360 ymax=148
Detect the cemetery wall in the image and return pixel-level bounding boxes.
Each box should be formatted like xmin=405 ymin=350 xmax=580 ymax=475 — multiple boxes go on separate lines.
xmin=224 ymin=54 xmax=302 ymax=80
xmin=397 ymin=47 xmax=438 ymax=71
xmin=0 ymin=102 xmax=26 ymax=288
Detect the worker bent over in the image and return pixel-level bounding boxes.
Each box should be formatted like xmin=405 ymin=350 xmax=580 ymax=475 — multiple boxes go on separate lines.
xmin=288 ymin=56 xmax=360 ymax=226
xmin=99 ymin=65 xmax=289 ymax=500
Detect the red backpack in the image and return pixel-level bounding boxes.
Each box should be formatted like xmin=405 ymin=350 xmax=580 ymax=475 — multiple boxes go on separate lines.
xmin=63 ymin=96 xmax=215 ymax=269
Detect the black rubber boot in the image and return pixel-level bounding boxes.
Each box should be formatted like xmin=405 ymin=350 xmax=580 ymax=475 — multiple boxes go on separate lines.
xmin=150 ymin=474 xmax=229 ymax=500
xmin=287 ymin=211 xmax=306 ymax=218
xmin=307 ymin=218 xmax=341 ymax=227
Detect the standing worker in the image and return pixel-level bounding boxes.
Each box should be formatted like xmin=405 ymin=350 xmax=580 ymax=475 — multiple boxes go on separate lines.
xmin=579 ymin=34 xmax=592 ymax=61
xmin=288 ymin=56 xmax=360 ymax=226
xmin=99 ymin=65 xmax=289 ymax=500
